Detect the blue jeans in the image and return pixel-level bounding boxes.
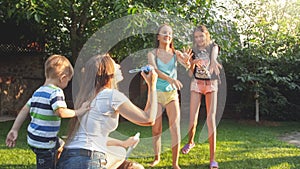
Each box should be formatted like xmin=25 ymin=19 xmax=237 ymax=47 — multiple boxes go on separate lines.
xmin=57 ymin=149 xmax=107 ymax=169
xmin=31 ymin=147 xmax=56 ymax=169
xmin=30 ymin=138 xmax=64 ymax=169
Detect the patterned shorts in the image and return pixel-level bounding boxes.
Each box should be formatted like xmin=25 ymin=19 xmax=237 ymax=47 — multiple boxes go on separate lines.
xmin=190 ymin=79 xmax=218 ymax=95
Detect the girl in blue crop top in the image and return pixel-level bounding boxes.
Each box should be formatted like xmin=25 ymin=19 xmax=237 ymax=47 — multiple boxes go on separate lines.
xmin=147 ymin=24 xmax=191 ymax=169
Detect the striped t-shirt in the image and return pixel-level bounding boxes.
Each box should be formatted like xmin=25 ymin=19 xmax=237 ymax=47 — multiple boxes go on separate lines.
xmin=26 ymin=84 xmax=67 ymax=149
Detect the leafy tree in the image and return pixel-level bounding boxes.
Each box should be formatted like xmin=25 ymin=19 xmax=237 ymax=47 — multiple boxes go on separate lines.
xmin=1 ymin=0 xmax=233 ymax=62
xmin=220 ymin=0 xmax=300 ymax=120
xmin=1 ymin=0 xmax=127 ymax=61
xmin=5 ymin=0 xmax=299 ymax=121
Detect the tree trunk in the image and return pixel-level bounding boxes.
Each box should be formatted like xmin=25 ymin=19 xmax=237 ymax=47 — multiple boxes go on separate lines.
xmin=255 ymin=91 xmax=259 ymax=122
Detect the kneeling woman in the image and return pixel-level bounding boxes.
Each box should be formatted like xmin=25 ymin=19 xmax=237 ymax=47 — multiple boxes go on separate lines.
xmin=57 ymin=54 xmax=158 ymax=169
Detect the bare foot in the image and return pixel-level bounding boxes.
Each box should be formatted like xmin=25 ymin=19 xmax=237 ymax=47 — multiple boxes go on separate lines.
xmin=132 ymin=162 xmax=145 ymax=169
xmin=172 ymin=164 xmax=181 ymax=169
xmin=149 ymin=159 xmax=160 ymax=167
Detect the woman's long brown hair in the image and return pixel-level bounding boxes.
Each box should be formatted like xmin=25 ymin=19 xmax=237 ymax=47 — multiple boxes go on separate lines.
xmin=66 ymin=54 xmax=115 ymax=143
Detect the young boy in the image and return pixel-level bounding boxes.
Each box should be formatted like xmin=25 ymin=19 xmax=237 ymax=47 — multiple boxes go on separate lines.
xmin=5 ymin=54 xmax=89 ymax=169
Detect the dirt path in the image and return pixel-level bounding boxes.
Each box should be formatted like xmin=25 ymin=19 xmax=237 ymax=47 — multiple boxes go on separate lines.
xmin=278 ymin=132 xmax=300 ymax=147
xmin=0 ymin=116 xmax=15 ymax=122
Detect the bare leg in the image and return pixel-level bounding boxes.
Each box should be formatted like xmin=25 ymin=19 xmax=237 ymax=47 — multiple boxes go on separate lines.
xmin=166 ymin=100 xmax=181 ymax=169
xmin=150 ymin=104 xmax=163 ymax=167
xmin=188 ymin=91 xmax=202 ymax=144
xmin=205 ymin=90 xmax=218 ymax=164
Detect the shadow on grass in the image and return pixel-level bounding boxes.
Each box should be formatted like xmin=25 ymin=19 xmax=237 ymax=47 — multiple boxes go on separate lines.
xmin=150 ymin=155 xmax=300 ymax=169
xmin=152 ymin=164 xmax=207 ymax=169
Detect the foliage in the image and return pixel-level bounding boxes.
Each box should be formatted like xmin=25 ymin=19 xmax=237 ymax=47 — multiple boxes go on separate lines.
xmin=0 ymin=0 xmax=235 ymax=61
xmin=1 ymin=0 xmax=299 ymax=120
xmin=219 ymin=0 xmax=300 ymax=120
xmin=0 ymin=0 xmax=45 ymax=46
xmin=1 ymin=0 xmax=127 ymax=61
xmin=1 ymin=119 xmax=300 ymax=168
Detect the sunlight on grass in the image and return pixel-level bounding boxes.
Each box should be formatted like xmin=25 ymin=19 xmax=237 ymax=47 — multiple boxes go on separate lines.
xmin=0 ymin=148 xmax=35 ymax=169
xmin=1 ymin=119 xmax=300 ymax=169
xmin=269 ymin=162 xmax=295 ymax=169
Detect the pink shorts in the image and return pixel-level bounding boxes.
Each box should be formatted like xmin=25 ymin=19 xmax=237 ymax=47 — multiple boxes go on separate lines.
xmin=190 ymin=79 xmax=218 ymax=94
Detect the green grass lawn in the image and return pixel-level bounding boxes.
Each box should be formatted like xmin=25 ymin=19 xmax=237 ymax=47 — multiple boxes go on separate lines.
xmin=1 ymin=118 xmax=299 ymax=169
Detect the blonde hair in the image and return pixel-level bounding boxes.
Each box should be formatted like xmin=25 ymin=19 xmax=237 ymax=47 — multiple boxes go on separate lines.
xmin=67 ymin=53 xmax=115 ymax=143
xmin=44 ymin=54 xmax=74 ymax=79
xmin=193 ymin=25 xmax=211 ymax=48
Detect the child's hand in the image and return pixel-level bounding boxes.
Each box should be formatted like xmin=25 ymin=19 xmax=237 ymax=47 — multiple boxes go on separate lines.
xmin=209 ymin=60 xmax=222 ymax=76
xmin=6 ymin=130 xmax=18 ymax=148
xmin=192 ymin=58 xmax=205 ymax=67
xmin=124 ymin=136 xmax=140 ymax=148
xmin=182 ymin=47 xmax=193 ymax=63
xmin=168 ymin=78 xmax=183 ymax=90
xmin=175 ymin=49 xmax=193 ymax=68
xmin=76 ymin=101 xmax=90 ymax=117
